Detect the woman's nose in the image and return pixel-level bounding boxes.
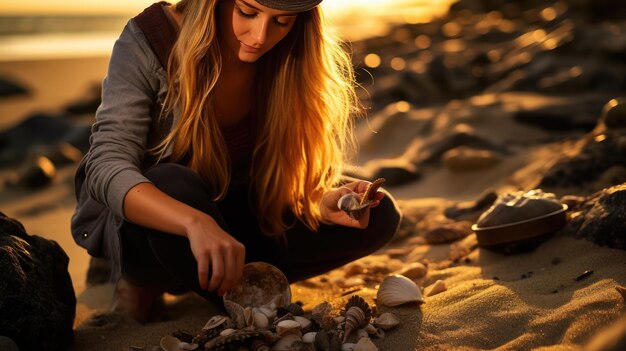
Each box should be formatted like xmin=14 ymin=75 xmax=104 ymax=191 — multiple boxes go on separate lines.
xmin=251 ymin=18 xmax=269 ymax=45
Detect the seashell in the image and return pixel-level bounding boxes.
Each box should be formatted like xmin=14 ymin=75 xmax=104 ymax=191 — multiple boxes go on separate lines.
xmin=356 ymin=329 xmax=369 ymax=341
xmin=202 ymin=315 xmax=231 ymax=331
xmin=374 ymin=313 xmax=400 ymax=331
xmin=424 ymin=280 xmax=447 ymax=297
xmin=272 ymin=333 xmax=302 ymax=351
xmin=254 ymin=312 xmax=269 ymax=329
xmin=178 ymin=342 xmax=198 ymax=350
xmin=338 ymin=193 xmax=370 ymax=220
xmin=342 ymin=343 xmax=357 ymax=351
xmin=311 ymin=301 xmax=334 ymax=330
xmin=205 ymin=329 xmax=271 ymax=350
xmin=220 ymin=328 xmax=236 ymax=337
xmin=376 ymin=275 xmax=424 ymax=307
xmin=291 ymin=341 xmax=316 ymax=351
xmin=344 ymin=295 xmax=372 ymax=320
xmin=285 ymin=303 xmax=305 ymax=316
xmin=616 ymin=285 xmax=626 ymax=301
xmin=354 ymin=337 xmax=378 ymax=351
xmin=250 ymin=338 xmax=271 ymax=351
xmin=276 ymin=319 xmax=302 ymax=337
xmin=315 ymin=329 xmax=342 ymax=351
xmin=302 ymin=332 xmax=317 ymax=343
xmin=160 ymin=335 xmax=182 ymax=351
xmin=244 ymin=306 xmax=255 ymax=328
xmin=294 ymin=316 xmax=312 ymax=330
xmin=362 ymin=324 xmax=377 ymax=335
xmin=258 ymin=306 xmax=277 ymax=320
xmin=193 ymin=315 xmax=233 ymax=345
xmin=361 ymin=178 xmax=385 ymax=205
xmin=398 ymin=262 xmax=427 ymax=280
xmin=334 ymin=316 xmax=346 ymax=325
xmin=223 ymin=262 xmax=290 ymax=310
xmin=224 ymin=300 xmax=247 ymax=329
xmin=343 ymin=307 xmax=367 ymax=343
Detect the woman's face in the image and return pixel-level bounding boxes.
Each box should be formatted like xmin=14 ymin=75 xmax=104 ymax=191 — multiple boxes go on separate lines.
xmin=218 ymin=0 xmax=298 ymax=63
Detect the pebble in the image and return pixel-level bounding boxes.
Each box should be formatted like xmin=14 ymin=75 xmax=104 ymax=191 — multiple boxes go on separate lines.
xmin=424 ymin=280 xmax=447 ymax=297
xmin=442 ymin=146 xmax=500 ymax=172
xmin=398 ymin=262 xmax=428 ymax=280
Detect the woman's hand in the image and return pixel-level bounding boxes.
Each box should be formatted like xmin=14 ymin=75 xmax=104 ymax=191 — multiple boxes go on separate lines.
xmin=319 ymin=180 xmax=385 ymax=229
xmin=184 ymin=214 xmax=246 ymax=296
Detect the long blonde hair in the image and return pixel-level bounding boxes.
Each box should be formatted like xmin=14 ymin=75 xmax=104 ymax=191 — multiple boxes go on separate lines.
xmin=153 ymin=0 xmax=361 ymax=236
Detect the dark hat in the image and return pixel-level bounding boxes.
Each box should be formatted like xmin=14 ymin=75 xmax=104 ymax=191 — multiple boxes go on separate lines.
xmin=256 ymin=0 xmax=322 ymax=12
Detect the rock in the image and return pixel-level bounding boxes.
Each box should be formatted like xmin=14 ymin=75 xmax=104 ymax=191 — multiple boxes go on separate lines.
xmin=442 ymin=146 xmax=500 ymax=172
xmin=444 ymin=190 xmax=498 ymax=221
xmin=563 ymin=183 xmax=626 ymax=250
xmin=363 ymin=158 xmax=421 ymax=186
xmin=12 ymin=156 xmax=56 ymax=189
xmin=513 ymin=100 xmax=603 ymax=132
xmin=539 ymin=131 xmax=626 ymax=190
xmin=414 ymin=124 xmax=506 ymax=166
xmin=601 ymin=98 xmax=626 ymax=130
xmin=0 ymin=212 xmax=76 ymax=351
xmin=422 ymin=222 xmax=473 ymax=244
xmin=398 ymin=262 xmax=427 ymax=280
xmin=63 ymin=83 xmax=102 ymax=115
xmin=0 ymin=77 xmax=29 ymax=98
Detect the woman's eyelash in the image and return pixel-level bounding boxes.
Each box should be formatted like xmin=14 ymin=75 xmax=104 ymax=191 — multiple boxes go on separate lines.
xmin=236 ymin=6 xmax=291 ymax=27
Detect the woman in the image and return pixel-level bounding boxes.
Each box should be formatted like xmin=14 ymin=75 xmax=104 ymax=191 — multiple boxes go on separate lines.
xmin=72 ymin=0 xmax=402 ymax=323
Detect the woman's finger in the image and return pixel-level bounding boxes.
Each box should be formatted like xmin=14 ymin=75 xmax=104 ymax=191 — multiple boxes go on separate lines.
xmin=197 ymin=255 xmax=209 ymax=290
xmin=219 ymin=245 xmax=239 ymax=295
xmin=208 ymin=248 xmax=224 ymax=292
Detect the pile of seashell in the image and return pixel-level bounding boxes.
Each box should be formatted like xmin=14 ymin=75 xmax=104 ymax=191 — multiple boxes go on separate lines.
xmin=160 ymin=294 xmax=401 ymax=351
xmin=158 ymin=262 xmax=431 ymax=351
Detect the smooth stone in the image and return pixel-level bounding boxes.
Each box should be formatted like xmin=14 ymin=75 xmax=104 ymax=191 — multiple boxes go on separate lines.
xmin=398 ymin=262 xmax=428 ymax=279
xmin=442 ymin=146 xmax=500 ymax=172
xmin=0 ymin=77 xmax=29 ymax=98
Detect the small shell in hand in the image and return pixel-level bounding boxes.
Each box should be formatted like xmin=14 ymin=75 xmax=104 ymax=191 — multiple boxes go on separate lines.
xmin=337 ymin=178 xmax=386 ymax=220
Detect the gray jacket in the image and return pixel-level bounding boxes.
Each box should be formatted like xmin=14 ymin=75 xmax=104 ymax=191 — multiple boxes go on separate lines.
xmin=71 ymin=19 xmax=178 ymax=281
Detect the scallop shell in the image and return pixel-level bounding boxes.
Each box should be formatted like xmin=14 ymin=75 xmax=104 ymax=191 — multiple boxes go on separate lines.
xmin=424 ymin=280 xmax=447 ymax=297
xmin=376 ymin=275 xmax=424 ymax=307
xmin=344 ymin=295 xmax=372 ymax=321
xmin=223 ymin=299 xmax=247 ymax=329
xmin=193 ymin=315 xmax=233 ymax=345
xmin=223 ymin=262 xmax=291 ymax=309
xmin=373 ymin=313 xmax=399 ymax=330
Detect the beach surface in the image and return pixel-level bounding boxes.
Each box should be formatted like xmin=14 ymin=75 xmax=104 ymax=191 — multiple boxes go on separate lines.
xmin=2 ymin=1 xmax=626 ymax=350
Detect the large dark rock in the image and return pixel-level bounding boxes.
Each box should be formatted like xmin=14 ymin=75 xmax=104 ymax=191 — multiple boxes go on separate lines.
xmin=0 ymin=212 xmax=76 ymax=351
xmin=563 ymin=183 xmax=626 ymax=250
xmin=0 ymin=77 xmax=29 ymax=98
xmin=539 ymin=131 xmax=626 ymax=189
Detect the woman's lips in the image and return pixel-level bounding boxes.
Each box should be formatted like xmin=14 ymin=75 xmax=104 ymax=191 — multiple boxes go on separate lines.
xmin=240 ymin=42 xmax=260 ymax=53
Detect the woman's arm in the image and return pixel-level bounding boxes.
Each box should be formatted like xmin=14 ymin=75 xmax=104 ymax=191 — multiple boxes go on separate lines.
xmin=124 ymin=183 xmax=245 ymax=295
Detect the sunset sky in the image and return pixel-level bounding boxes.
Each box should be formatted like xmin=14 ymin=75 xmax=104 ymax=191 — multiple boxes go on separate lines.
xmin=1 ymin=0 xmax=447 ymax=16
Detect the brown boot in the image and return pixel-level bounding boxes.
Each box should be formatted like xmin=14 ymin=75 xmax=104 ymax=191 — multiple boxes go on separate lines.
xmin=111 ymin=278 xmax=164 ymax=324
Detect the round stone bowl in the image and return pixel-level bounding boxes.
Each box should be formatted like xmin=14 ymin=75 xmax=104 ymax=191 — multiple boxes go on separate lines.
xmin=472 ymin=204 xmax=568 ymax=254
xmin=223 ymin=262 xmax=291 ymax=308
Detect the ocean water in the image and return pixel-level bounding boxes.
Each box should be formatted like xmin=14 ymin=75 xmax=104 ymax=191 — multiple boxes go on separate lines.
xmin=0 ymin=0 xmax=453 ymax=61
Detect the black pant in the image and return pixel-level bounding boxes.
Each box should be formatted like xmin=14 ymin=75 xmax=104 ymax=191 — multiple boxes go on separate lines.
xmin=120 ymin=163 xmax=401 ymax=300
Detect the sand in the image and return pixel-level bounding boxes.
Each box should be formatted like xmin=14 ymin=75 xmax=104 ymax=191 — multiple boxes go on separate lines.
xmin=1 ymin=51 xmax=626 ymax=351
